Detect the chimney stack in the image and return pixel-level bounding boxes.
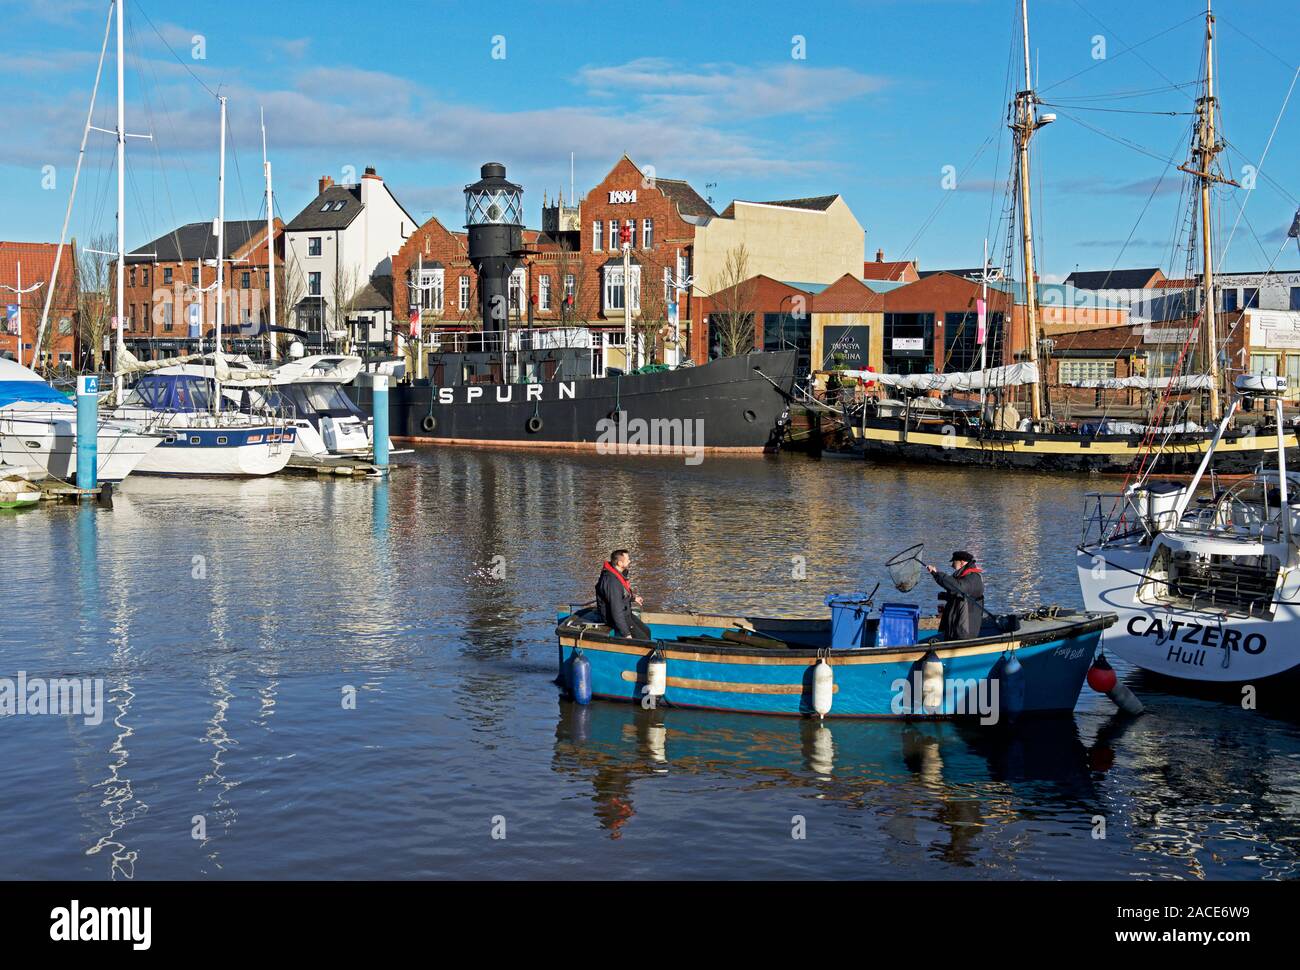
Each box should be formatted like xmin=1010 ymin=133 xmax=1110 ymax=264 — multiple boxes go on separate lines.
xmin=875 ymin=248 xmax=884 ymax=263
xmin=363 ymin=166 xmax=380 ymax=180
xmin=319 ymin=175 xmax=334 ymax=195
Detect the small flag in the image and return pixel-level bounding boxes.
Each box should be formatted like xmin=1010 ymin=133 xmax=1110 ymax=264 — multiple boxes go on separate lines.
xmin=976 ymin=298 xmax=987 ymax=344
xmin=409 ymin=303 xmax=421 ymax=339
xmin=5 ymin=304 xmax=18 ymax=335
xmin=1289 ymin=207 xmax=1300 ymax=239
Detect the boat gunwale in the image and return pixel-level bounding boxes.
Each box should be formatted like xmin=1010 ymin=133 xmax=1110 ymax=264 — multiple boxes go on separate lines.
xmin=555 ymin=608 xmax=1116 ymax=661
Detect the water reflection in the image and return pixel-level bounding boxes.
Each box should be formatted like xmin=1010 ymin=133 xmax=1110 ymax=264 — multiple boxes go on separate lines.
xmin=4 ymin=446 xmax=1298 ymax=879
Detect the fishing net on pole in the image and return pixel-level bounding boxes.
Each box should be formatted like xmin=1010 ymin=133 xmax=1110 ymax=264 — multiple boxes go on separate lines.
xmin=885 ymin=544 xmax=925 ymax=592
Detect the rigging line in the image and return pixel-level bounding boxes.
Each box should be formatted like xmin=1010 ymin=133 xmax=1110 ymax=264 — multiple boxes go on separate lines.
xmin=984 ymin=0 xmax=1018 ymax=250
xmin=134 ymin=1 xmax=217 ymax=98
xmin=1051 ymin=106 xmax=1185 ymax=166
xmin=1219 ymin=15 xmax=1299 ymax=74
xmin=1088 ymin=123 xmax=1191 ymax=306
xmin=1219 ymin=65 xmax=1300 ymax=268
xmin=894 ymin=133 xmax=997 ymax=265
xmin=31 ymin=0 xmax=115 ymax=369
xmin=1220 ymin=138 xmax=1299 ymax=206
xmin=1046 ymin=82 xmax=1199 ymax=102
xmin=1040 ymin=8 xmax=1203 ymax=97
xmin=1037 ymin=102 xmax=1191 ymax=116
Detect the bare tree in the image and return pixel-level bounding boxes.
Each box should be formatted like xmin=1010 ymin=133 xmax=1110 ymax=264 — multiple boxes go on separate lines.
xmin=330 ymin=264 xmax=361 ymax=352
xmin=632 ymin=246 xmax=675 ymax=365
xmin=707 ymin=243 xmax=756 ymax=357
xmin=553 ymin=245 xmax=593 ymax=327
xmin=273 ymin=262 xmax=304 ymax=357
xmin=77 ymin=233 xmax=113 ymax=371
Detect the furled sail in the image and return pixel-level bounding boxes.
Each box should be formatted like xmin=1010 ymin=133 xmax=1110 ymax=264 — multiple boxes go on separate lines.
xmin=841 ymin=362 xmax=1040 ymax=392
xmin=1060 ymin=374 xmax=1214 ymax=391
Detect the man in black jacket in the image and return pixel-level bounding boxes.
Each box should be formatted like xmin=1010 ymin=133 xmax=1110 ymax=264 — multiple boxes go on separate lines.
xmin=595 ymin=549 xmax=651 ymax=639
xmin=926 ymin=551 xmax=985 ymax=641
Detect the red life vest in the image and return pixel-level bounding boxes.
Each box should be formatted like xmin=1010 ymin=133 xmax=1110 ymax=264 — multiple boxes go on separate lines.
xmin=603 ymin=561 xmax=633 ymax=594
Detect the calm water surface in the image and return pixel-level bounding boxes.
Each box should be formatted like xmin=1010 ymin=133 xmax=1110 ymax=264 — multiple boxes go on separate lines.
xmin=1 ymin=449 xmax=1297 ymax=879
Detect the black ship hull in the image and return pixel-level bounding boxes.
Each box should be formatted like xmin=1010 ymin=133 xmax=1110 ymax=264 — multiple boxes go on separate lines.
xmin=356 ymin=351 xmax=797 ymax=452
xmin=852 ymin=416 xmax=1296 ymax=474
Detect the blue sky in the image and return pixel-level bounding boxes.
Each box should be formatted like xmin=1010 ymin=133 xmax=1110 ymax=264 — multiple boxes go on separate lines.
xmin=1 ymin=0 xmax=1297 ymax=279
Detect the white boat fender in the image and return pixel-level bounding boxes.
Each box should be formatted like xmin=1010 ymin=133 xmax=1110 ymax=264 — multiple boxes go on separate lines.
xmin=1086 ymin=654 xmax=1144 ymax=717
xmin=1000 ymin=651 xmax=1025 ymax=721
xmin=646 ymin=651 xmax=667 ymax=698
xmin=921 ymin=649 xmax=944 ymax=715
xmin=812 ymin=657 xmax=834 ymax=719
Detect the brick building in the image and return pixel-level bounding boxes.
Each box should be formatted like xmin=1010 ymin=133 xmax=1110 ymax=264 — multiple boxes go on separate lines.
xmin=121 ymin=219 xmax=282 ymax=357
xmin=0 ymin=241 xmax=80 ymax=368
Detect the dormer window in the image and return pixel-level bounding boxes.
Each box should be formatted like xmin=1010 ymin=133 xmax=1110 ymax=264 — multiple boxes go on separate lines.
xmin=333 ymin=201 xmax=346 ymax=211
xmin=319 ymin=202 xmax=331 ymax=212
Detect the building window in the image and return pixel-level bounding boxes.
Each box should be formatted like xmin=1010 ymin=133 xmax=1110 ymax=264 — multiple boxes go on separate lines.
xmin=163 ymin=267 xmax=173 ymax=284
xmin=883 ymin=312 xmax=935 ymax=375
xmin=1243 ymin=287 xmax=1260 ymax=309
xmin=141 ymin=268 xmax=149 ymax=287
xmin=191 ymin=266 xmax=199 ymax=286
xmin=764 ymin=311 xmax=812 ymax=374
xmin=943 ymin=310 xmax=1003 ymax=372
xmin=603 ymin=266 xmax=640 ymax=312
xmin=539 ymin=274 xmax=551 ymax=311
xmin=1059 ymin=359 xmax=1116 ymax=384
xmin=162 ymin=301 xmax=174 ymax=332
xmin=609 ymin=221 xmax=620 ymax=251
xmin=308 ymin=272 xmax=321 ymax=297
xmin=58 ymin=317 xmax=72 ymax=336
xmin=642 ymin=218 xmax=653 ymax=249
xmin=459 ymin=275 xmax=470 ymax=311
xmin=508 ymin=268 xmax=525 ymax=313
xmin=129 ymin=267 xmax=136 ymax=286
xmin=592 ymin=221 xmax=602 ymax=252
xmin=308 ymin=237 xmax=322 ymax=256
xmin=564 ymin=274 xmax=575 ymax=302
xmin=241 ymin=271 xmax=251 ymax=290
xmin=1222 ymin=289 xmax=1239 ymax=312
xmin=1290 ymin=287 xmax=1300 ymax=311
xmin=417 ymin=268 xmax=444 ymax=312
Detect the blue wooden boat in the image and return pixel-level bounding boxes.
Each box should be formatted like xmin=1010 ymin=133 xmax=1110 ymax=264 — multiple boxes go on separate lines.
xmin=555 ymin=601 xmax=1116 ymax=721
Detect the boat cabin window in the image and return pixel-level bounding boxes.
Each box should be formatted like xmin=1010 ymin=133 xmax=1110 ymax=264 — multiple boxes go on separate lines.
xmin=125 ymin=374 xmax=212 ymax=412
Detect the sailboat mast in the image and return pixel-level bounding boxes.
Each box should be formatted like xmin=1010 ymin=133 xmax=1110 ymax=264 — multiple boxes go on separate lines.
xmin=262 ymin=107 xmax=277 ymax=362
xmin=114 ymin=0 xmax=126 ymax=400
xmin=1198 ymin=0 xmax=1222 ymax=422
xmin=214 ymin=94 xmax=227 ymax=415
xmin=1014 ymin=0 xmax=1043 ymax=423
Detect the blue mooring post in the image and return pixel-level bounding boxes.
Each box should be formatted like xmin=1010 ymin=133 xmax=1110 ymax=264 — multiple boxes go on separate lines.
xmin=372 ymin=374 xmax=389 ymax=473
xmin=76 ymin=374 xmax=99 ymax=492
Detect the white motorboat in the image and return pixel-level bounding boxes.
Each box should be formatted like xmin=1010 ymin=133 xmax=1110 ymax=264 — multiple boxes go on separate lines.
xmin=1077 ymin=375 xmax=1300 ymax=684
xmin=221 ymin=354 xmax=376 ymax=460
xmin=0 ymin=358 xmax=162 ymax=483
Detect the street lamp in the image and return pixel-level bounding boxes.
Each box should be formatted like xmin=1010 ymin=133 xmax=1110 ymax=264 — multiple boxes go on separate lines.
xmin=1 ymin=261 xmax=45 ymax=364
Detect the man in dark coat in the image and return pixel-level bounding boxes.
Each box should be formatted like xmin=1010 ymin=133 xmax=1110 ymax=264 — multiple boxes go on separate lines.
xmin=927 ymin=551 xmax=985 ymax=641
xmin=596 ymin=549 xmax=651 ymax=639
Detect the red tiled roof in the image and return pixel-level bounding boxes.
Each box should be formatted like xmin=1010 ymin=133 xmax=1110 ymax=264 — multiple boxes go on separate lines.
xmin=861 ymin=259 xmax=917 ymax=281
xmin=812 ymin=274 xmax=883 ymax=313
xmin=0 ymin=241 xmax=78 ymax=293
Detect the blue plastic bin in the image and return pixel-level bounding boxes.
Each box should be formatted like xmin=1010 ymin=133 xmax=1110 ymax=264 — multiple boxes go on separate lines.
xmin=824 ymin=592 xmax=872 ymax=649
xmin=877 ymin=602 xmax=921 ymax=648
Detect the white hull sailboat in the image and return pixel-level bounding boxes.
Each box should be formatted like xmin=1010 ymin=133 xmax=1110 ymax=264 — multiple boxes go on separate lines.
xmin=0 ymin=359 xmax=162 ymax=483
